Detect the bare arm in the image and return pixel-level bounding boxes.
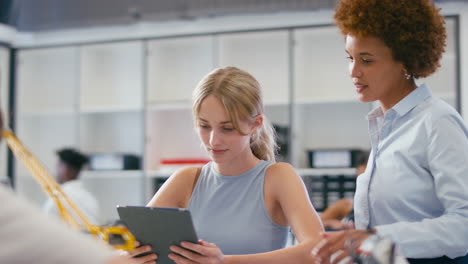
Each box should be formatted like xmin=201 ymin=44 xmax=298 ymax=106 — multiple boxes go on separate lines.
xmin=321 ymin=198 xmax=353 ymax=221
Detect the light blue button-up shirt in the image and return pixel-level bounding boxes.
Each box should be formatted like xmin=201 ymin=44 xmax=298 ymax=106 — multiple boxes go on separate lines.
xmin=354 ymin=84 xmax=468 ymax=259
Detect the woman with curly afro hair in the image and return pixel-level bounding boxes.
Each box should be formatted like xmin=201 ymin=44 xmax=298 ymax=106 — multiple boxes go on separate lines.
xmin=312 ymin=0 xmax=468 ymax=263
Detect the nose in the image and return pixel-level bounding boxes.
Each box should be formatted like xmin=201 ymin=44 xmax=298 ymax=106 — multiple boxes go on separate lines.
xmin=209 ymin=129 xmax=221 ymax=147
xmin=349 ymin=61 xmax=362 ymax=78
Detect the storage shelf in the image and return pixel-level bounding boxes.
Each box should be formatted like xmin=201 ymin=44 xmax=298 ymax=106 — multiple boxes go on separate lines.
xmin=18 ymin=110 xmax=76 ymax=117
xmin=80 ymin=106 xmax=143 ymax=114
xmin=294 ymin=97 xmax=359 ymax=105
xmin=81 ymin=170 xmax=143 ymax=179
xmin=147 ymin=100 xmax=290 ymax=111
xmin=147 ymin=102 xmax=191 ymax=111
xmin=146 ymin=170 xmax=173 ymax=179
xmin=296 ymin=168 xmax=357 ymax=176
xmin=264 ymin=100 xmax=290 ymax=107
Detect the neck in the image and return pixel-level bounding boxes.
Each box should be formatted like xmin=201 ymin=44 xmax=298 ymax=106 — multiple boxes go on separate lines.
xmin=214 ymin=150 xmax=260 ymax=176
xmin=380 ymin=80 xmax=417 ymax=113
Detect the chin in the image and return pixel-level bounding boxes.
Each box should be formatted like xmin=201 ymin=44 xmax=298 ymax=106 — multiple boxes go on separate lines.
xmin=357 ymin=95 xmax=374 ymax=103
xmin=210 ymin=155 xmax=225 ymax=163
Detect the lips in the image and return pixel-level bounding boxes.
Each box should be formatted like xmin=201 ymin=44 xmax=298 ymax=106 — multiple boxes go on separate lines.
xmin=354 ymin=83 xmax=368 ymax=93
xmin=211 ymin=149 xmax=227 ymax=155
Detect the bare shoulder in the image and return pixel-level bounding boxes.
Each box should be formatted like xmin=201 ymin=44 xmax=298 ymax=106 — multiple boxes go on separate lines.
xmin=169 ymin=166 xmax=202 ymax=182
xmin=265 ymin=162 xmax=300 ymax=181
xmin=163 ymin=166 xmax=203 ymax=193
xmin=147 ymin=166 xmax=203 ymax=208
xmin=264 ymin=162 xmax=304 ymax=193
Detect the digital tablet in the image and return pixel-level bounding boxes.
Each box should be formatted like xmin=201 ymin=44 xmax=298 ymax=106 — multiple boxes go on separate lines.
xmin=117 ymin=206 xmax=199 ymax=264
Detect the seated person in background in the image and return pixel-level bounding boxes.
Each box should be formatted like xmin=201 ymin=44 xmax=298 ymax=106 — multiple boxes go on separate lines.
xmin=320 ymin=150 xmax=369 ymax=230
xmin=43 ymin=148 xmax=101 ymax=224
xmin=127 ymin=67 xmax=324 ymax=264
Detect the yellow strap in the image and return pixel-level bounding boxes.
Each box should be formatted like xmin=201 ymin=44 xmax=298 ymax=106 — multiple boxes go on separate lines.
xmin=1 ymin=130 xmax=135 ymax=251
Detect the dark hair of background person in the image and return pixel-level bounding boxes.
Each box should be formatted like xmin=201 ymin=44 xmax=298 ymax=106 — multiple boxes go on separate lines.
xmin=57 ymin=148 xmax=89 ymax=171
xmin=355 ymin=150 xmax=369 ymax=167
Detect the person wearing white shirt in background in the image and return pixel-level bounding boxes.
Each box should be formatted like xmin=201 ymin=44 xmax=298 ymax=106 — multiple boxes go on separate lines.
xmin=312 ymin=0 xmax=468 ymax=263
xmin=0 ymin=106 xmax=136 ymax=264
xmin=43 ymin=148 xmax=101 ymax=224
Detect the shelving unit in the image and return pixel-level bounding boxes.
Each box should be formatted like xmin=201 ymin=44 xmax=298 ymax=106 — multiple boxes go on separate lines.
xmin=78 ymin=41 xmax=145 ymax=222
xmin=145 ymin=35 xmax=215 ymax=172
xmin=291 ymin=26 xmax=372 ymax=168
xmin=293 ymin=27 xmax=354 ymax=102
xmin=81 ymin=170 xmax=144 ymax=222
xmin=11 ymin=17 xmax=460 ymax=221
xmin=218 ymin=30 xmax=290 ymax=105
xmin=145 ymin=107 xmax=208 ymax=172
xmin=146 ymin=36 xmax=215 ymax=104
xmin=80 ymin=41 xmax=144 ymax=111
xmin=15 ymin=46 xmax=79 ymax=206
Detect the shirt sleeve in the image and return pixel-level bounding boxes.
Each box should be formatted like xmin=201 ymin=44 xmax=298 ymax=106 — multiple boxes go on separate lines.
xmin=0 ymin=186 xmax=114 ymax=264
xmin=375 ymin=114 xmax=468 ymax=259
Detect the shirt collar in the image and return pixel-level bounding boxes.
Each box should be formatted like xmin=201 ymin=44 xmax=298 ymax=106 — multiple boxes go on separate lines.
xmin=392 ymin=83 xmax=432 ymax=116
xmin=367 ymin=83 xmax=432 ymax=120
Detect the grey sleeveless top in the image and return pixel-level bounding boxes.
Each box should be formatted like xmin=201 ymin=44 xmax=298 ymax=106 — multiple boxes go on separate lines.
xmin=188 ymin=160 xmax=289 ymax=255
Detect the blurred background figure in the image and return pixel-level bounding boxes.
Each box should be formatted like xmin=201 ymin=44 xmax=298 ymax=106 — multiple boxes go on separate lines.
xmin=43 ymin=148 xmax=101 ymax=224
xmin=320 ymin=150 xmax=369 ymax=231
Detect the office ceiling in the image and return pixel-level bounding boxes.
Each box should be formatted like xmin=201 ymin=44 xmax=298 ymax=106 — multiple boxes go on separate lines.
xmin=2 ymin=0 xmax=468 ymax=32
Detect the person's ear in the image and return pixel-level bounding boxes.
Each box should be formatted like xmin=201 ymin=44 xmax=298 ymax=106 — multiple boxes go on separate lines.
xmin=252 ymin=114 xmax=263 ymax=131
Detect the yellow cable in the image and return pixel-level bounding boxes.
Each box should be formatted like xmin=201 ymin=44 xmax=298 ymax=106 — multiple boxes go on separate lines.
xmin=1 ymin=130 xmax=135 ymax=251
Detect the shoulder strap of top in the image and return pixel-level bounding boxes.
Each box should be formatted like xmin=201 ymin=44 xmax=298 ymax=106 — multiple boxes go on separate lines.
xmin=191 ymin=166 xmax=202 ymax=193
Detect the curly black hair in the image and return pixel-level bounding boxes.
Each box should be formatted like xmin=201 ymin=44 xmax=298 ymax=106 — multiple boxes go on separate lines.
xmin=57 ymin=148 xmax=88 ymax=171
xmin=334 ymin=0 xmax=446 ymax=78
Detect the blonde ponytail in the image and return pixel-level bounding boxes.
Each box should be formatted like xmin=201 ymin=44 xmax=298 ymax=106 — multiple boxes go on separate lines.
xmin=250 ymin=116 xmax=277 ymax=162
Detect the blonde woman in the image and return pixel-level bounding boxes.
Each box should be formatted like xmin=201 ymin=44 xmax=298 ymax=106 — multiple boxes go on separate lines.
xmin=129 ymin=67 xmax=323 ymax=264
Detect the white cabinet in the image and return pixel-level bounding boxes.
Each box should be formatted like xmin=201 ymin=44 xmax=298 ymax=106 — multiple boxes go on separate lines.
xmin=292 ymin=102 xmax=371 ymax=168
xmin=145 ymin=36 xmax=215 ymax=171
xmin=146 ymin=36 xmax=215 ymax=104
xmin=17 ymin=47 xmax=79 ymax=115
xmin=294 ymin=27 xmax=354 ymax=103
xmin=79 ymin=41 xmax=145 ymax=220
xmin=81 ymin=171 xmax=144 ymax=223
xmin=79 ymin=40 xmax=144 ymax=166
xmin=292 ymin=26 xmax=371 ymax=168
xmin=14 ymin=43 xmax=145 ymax=219
xmin=219 ymin=31 xmax=290 ymax=105
xmin=80 ymin=112 xmax=143 ymax=154
xmin=15 ymin=47 xmax=79 ymax=205
xmin=80 ymin=41 xmax=143 ymax=111
xmin=145 ymin=107 xmax=208 ymax=171
xmin=218 ymin=30 xmax=291 ymax=161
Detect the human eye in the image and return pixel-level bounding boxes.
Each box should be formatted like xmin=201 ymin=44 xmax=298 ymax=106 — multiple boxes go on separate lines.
xmin=198 ymin=123 xmax=210 ymax=129
xmin=222 ymin=127 xmax=234 ymax=132
xmin=346 ymin=55 xmax=354 ymax=62
xmin=361 ymin=58 xmax=373 ymax=64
